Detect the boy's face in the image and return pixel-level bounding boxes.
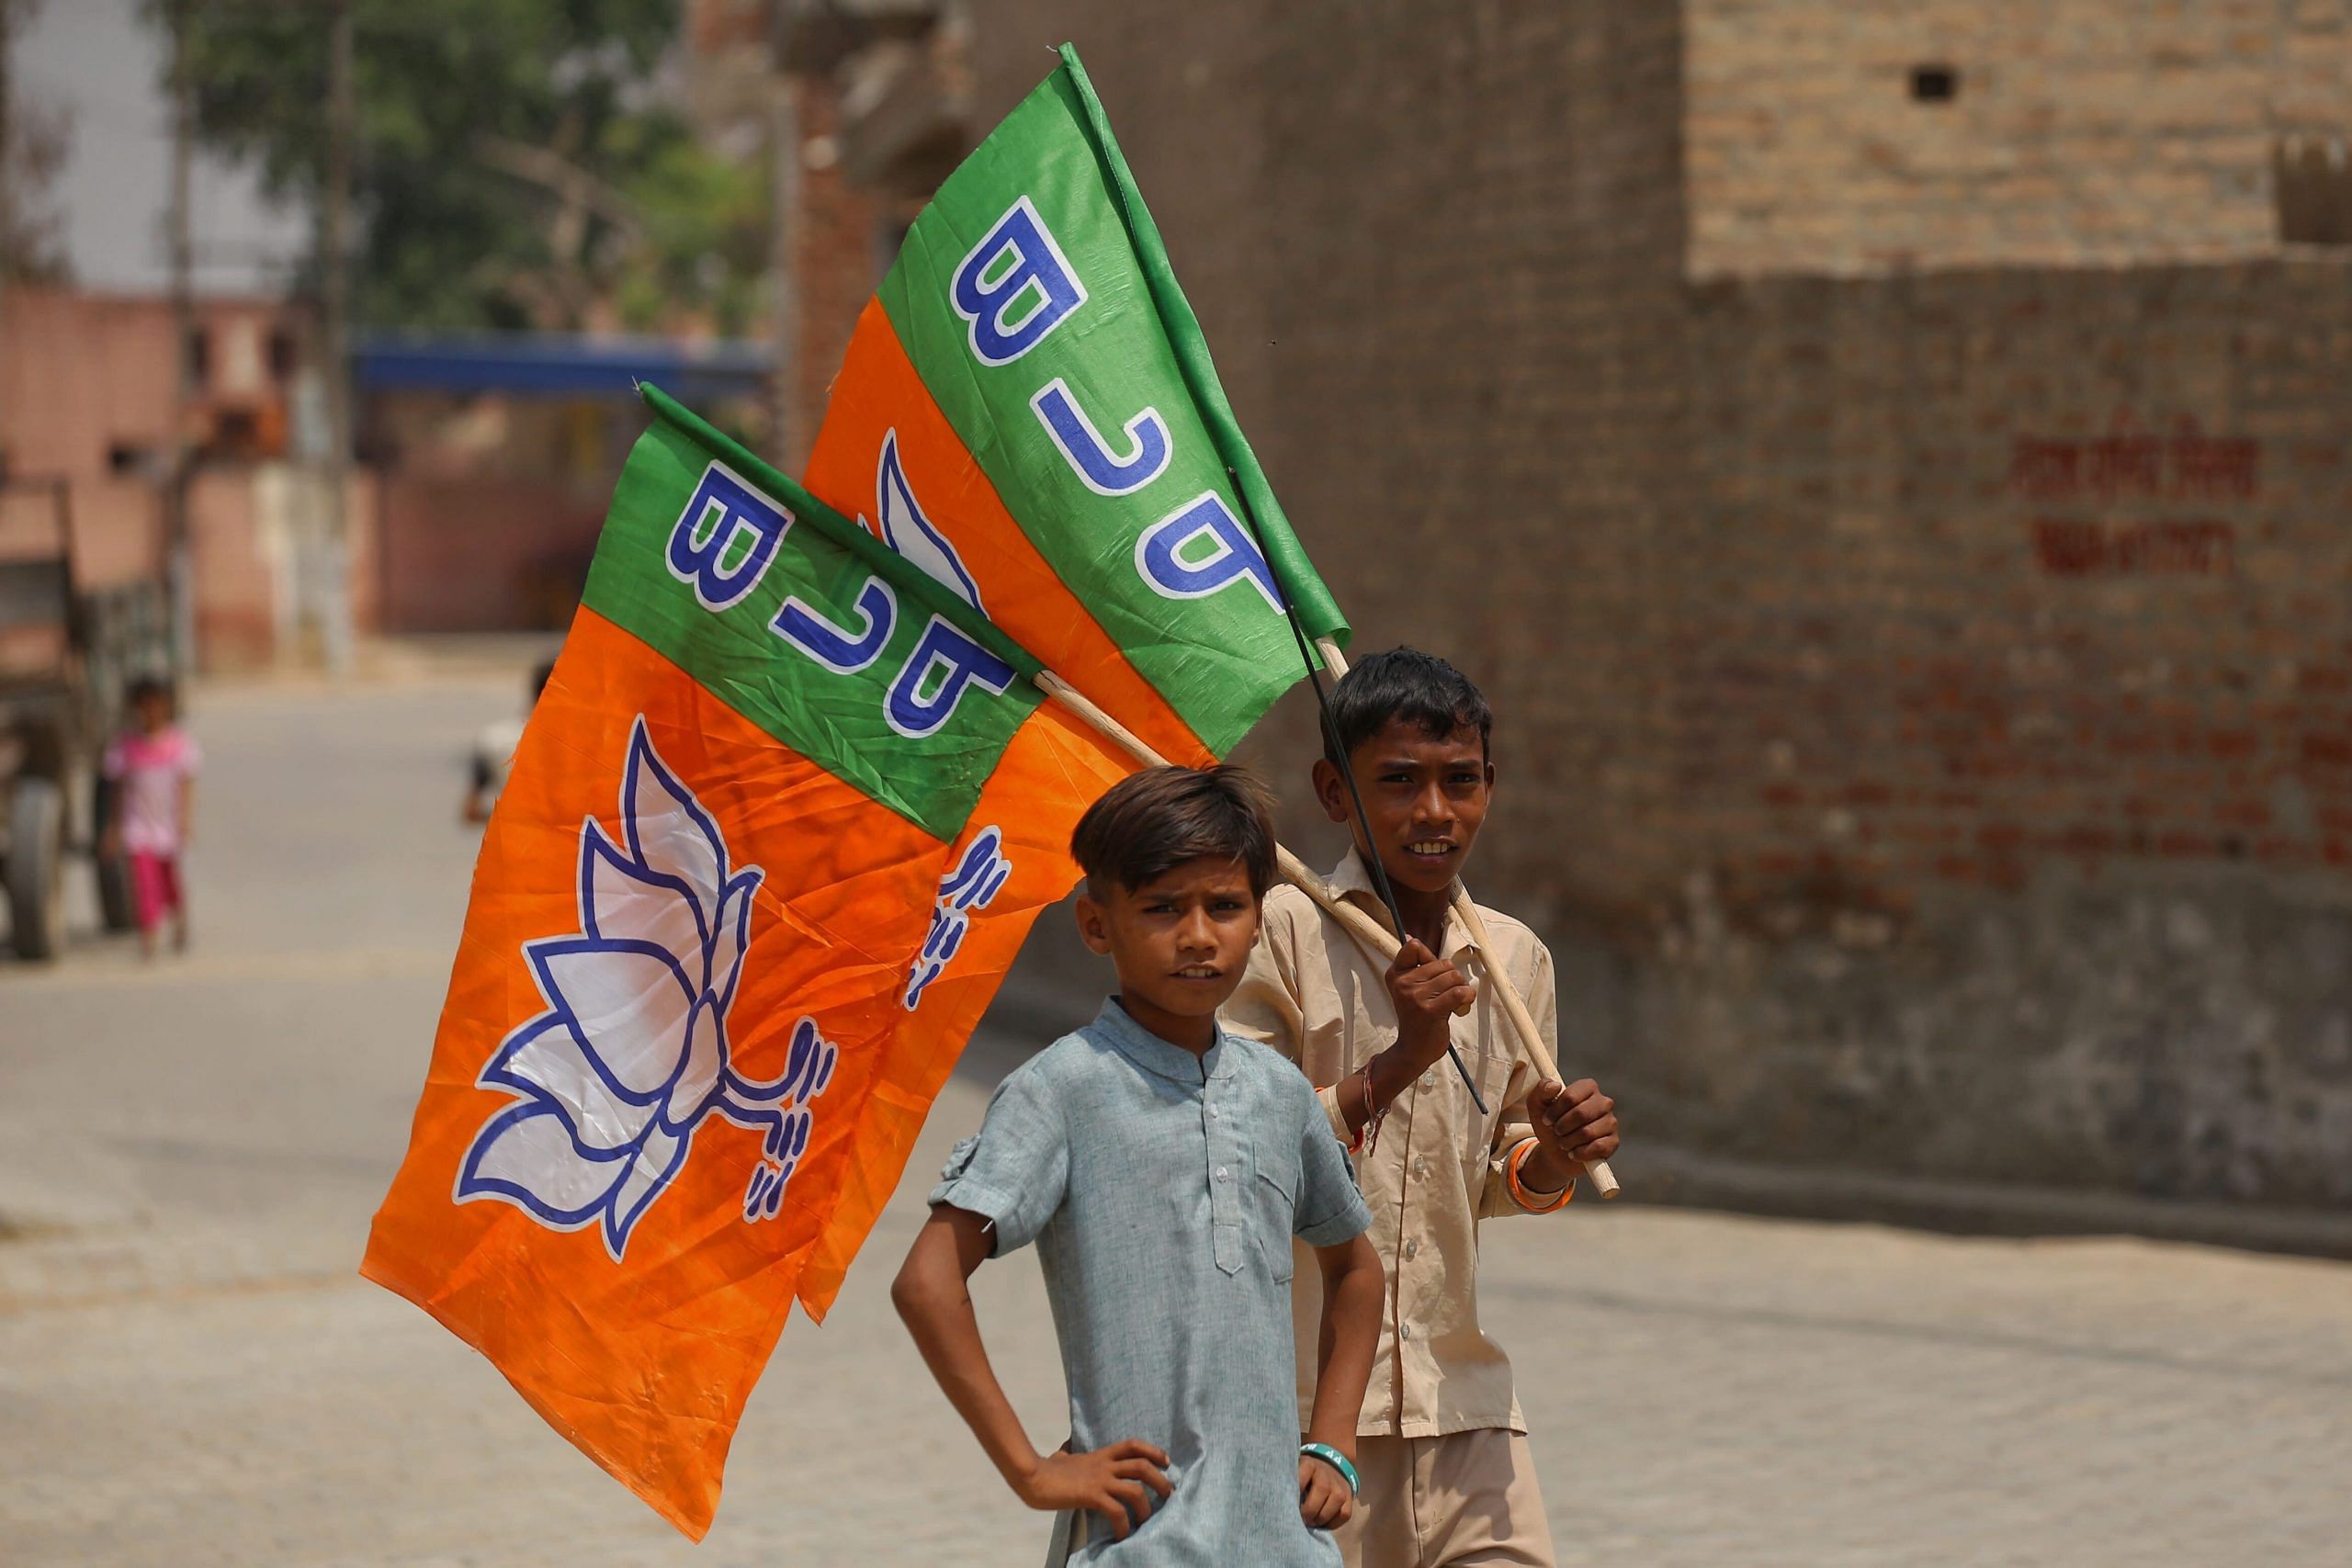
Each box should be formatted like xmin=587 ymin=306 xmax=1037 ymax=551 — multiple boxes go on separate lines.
xmin=134 ymin=693 xmax=170 ymax=733
xmin=1075 ymin=854 xmax=1263 ymax=1034
xmin=1313 ymin=717 xmax=1494 ymax=897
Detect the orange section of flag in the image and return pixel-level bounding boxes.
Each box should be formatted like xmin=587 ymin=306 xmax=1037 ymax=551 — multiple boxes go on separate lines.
xmin=789 ymin=309 xmax=1174 ymax=1313
xmin=362 ymin=607 xmax=946 ymax=1540
xmin=794 ymin=700 xmax=1135 ymax=1314
xmin=809 ymin=299 xmax=1214 ymax=770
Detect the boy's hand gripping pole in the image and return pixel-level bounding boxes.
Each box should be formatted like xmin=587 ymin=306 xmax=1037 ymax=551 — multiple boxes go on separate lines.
xmin=1309 ymin=637 xmax=1622 ymax=1201
xmin=1035 ymin=473 xmax=1610 ymax=1181
xmin=1446 ymin=880 xmax=1623 ymax=1199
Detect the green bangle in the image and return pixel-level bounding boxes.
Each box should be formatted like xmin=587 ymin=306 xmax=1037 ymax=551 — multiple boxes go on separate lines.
xmin=1299 ymin=1442 xmax=1359 ymax=1497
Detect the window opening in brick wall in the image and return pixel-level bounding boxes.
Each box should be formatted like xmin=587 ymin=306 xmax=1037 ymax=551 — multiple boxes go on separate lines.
xmin=2275 ymin=135 xmax=2352 ymax=246
xmin=1909 ymin=65 xmax=1958 ymax=104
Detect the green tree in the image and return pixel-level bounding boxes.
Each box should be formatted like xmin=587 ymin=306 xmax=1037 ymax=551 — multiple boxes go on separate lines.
xmin=149 ymin=0 xmax=766 ymax=333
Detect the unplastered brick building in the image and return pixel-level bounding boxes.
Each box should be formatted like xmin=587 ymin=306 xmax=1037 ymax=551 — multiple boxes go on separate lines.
xmin=962 ymin=1 xmax=2352 ymax=1211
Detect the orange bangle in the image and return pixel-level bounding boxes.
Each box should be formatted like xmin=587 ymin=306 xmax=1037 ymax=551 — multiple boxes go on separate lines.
xmin=1506 ymin=1138 xmax=1575 ymax=1213
xmin=1343 ymin=1064 xmax=1382 ymax=1154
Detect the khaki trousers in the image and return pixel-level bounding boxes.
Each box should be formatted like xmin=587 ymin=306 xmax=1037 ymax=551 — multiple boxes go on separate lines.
xmin=1337 ymin=1429 xmax=1557 ymax=1568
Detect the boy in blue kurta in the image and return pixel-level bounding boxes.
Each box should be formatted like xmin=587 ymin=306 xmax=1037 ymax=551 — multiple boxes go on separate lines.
xmin=894 ymin=766 xmax=1386 ymax=1564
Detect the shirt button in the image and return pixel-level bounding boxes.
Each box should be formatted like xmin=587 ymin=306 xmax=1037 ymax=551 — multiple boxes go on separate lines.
xmin=1403 ymin=1238 xmax=1419 ymax=1261
xmin=1398 ymin=1323 xmax=1412 ymax=1342
xmin=1215 ymin=1167 xmax=1229 ymax=1181
xmin=1420 ymin=1071 xmax=1435 ymax=1090
xmin=1412 ymin=1156 xmax=1428 ymax=1179
xmin=1207 ymin=1106 xmax=1219 ymax=1120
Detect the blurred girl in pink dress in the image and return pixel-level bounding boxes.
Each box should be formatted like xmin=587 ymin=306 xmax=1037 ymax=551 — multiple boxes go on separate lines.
xmin=102 ymin=676 xmax=201 ymax=957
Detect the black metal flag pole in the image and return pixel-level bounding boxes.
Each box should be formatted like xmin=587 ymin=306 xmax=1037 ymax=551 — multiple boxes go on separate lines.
xmin=1227 ymin=469 xmax=1487 ymax=1115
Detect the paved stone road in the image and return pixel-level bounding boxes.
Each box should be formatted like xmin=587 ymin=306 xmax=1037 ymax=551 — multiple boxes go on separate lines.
xmin=4 ymin=670 xmax=2348 ymax=1567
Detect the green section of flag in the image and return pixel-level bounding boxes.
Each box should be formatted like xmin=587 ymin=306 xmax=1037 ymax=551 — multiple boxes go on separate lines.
xmin=1052 ymin=46 xmax=1345 ymax=652
xmin=581 ymin=401 xmax=1038 ymax=842
xmin=876 ymin=53 xmax=1345 ymax=759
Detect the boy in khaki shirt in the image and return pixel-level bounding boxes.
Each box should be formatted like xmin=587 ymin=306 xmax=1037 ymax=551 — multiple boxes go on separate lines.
xmin=1224 ymin=648 xmax=1621 ymax=1568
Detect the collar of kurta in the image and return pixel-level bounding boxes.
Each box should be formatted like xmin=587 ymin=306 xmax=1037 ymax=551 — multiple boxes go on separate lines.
xmin=1094 ymin=997 xmax=1237 ymax=1085
xmin=1323 ymin=850 xmax=1480 ymax=964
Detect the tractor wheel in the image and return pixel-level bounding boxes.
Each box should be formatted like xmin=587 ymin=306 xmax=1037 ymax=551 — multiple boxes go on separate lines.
xmin=91 ymin=773 xmax=136 ymax=932
xmin=6 ymin=776 xmax=68 ymax=962
xmin=96 ymin=852 xmax=136 ymax=933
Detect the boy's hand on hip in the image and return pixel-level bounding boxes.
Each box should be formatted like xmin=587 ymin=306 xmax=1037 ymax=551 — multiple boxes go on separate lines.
xmin=1527 ymin=1077 xmax=1620 ymax=1172
xmin=1015 ymin=1439 xmax=1171 ymax=1540
xmin=1385 ymin=937 xmax=1476 ymax=1074
xmin=1297 ymin=1454 xmax=1354 ymax=1531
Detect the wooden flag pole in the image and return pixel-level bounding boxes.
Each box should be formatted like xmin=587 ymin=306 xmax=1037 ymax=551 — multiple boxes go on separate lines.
xmin=1311 ymin=638 xmax=1622 ymax=1200
xmin=1447 ymin=887 xmax=1622 ymax=1199
xmin=1035 ymin=672 xmax=1402 ymax=958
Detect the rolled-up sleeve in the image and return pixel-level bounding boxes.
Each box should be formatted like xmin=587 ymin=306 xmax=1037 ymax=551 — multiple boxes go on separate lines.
xmin=1226 ymin=900 xmax=1354 ymax=1143
xmin=1224 ymin=903 xmax=1305 ymax=1054
xmin=929 ymin=1066 xmax=1069 ymax=1256
xmin=1478 ymin=941 xmax=1571 ymax=1218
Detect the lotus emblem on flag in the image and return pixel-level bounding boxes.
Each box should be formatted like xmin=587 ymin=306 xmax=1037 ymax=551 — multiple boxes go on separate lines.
xmin=456 ymin=718 xmax=836 ymax=1258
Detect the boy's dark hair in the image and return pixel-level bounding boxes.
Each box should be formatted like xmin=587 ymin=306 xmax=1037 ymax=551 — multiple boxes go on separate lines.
xmin=1323 ymin=646 xmax=1492 ymax=765
xmin=126 ymin=674 xmax=175 ymax=712
xmin=1070 ymin=765 xmax=1278 ymax=899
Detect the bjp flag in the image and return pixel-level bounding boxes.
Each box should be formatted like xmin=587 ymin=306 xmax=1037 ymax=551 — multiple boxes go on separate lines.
xmin=363 ymin=44 xmax=1348 ymax=1540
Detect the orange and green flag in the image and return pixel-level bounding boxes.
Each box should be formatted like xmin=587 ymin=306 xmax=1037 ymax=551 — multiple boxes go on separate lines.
xmin=362 ymin=43 xmax=1344 ymax=1541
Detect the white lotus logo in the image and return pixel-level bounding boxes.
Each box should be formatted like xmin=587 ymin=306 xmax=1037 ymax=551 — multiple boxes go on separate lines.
xmin=456 ymin=718 xmax=836 ymax=1258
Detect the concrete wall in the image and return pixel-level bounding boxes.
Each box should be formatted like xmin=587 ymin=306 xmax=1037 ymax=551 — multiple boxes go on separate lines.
xmin=960 ymin=1 xmax=2352 ymax=1208
xmin=0 ymin=286 xmax=302 ymax=477
xmin=187 ymin=466 xmax=378 ymax=671
xmin=0 ymin=477 xmax=159 ymax=588
xmin=0 ymin=285 xmax=375 ymax=669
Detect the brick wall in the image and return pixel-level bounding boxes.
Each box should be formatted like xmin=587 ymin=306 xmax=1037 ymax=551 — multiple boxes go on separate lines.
xmin=974 ymin=0 xmax=1697 ymax=908
xmin=1650 ymin=259 xmax=2352 ymax=1201
xmin=1679 ymin=263 xmax=2350 ymax=902
xmin=376 ymin=475 xmax=600 ymax=635
xmin=1685 ymin=0 xmax=2352 ymax=276
xmin=783 ymin=76 xmax=891 ymax=473
xmin=967 ymin=2 xmax=2352 ymax=1206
